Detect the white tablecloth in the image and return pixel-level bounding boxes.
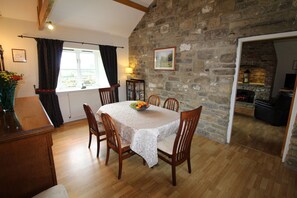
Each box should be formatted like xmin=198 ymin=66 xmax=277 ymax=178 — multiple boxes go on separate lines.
xmin=96 ymin=101 xmax=180 ymax=167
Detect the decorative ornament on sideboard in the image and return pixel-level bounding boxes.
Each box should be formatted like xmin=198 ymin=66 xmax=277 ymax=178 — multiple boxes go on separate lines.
xmin=0 ymin=71 xmax=23 ymax=112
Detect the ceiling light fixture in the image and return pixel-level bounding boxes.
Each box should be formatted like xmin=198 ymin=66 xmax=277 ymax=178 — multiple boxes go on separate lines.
xmin=46 ymin=21 xmax=54 ymax=30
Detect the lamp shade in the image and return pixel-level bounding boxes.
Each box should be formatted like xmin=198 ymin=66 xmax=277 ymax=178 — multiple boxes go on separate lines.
xmin=125 ymin=67 xmax=133 ymax=74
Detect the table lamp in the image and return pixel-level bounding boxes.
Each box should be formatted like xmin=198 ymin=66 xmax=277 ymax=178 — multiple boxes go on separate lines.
xmin=125 ymin=67 xmax=133 ymax=80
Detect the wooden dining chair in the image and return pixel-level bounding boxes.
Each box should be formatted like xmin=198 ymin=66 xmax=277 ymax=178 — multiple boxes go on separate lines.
xmin=98 ymin=83 xmax=120 ymax=105
xmin=163 ymin=98 xmax=179 ymax=112
xmin=101 ymin=113 xmax=134 ymax=179
xmin=147 ymin=95 xmax=160 ymax=106
xmin=157 ymin=106 xmax=202 ymax=186
xmin=83 ymin=103 xmax=106 ymax=158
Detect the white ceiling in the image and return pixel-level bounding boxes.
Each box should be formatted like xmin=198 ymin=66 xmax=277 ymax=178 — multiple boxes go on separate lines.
xmin=0 ymin=0 xmax=153 ymax=37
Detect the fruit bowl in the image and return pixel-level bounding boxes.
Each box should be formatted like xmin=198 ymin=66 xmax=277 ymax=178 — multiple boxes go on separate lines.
xmin=129 ymin=101 xmax=150 ymax=111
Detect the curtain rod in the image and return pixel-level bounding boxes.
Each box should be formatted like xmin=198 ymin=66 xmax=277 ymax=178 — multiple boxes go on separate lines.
xmin=18 ymin=35 xmax=124 ymax=49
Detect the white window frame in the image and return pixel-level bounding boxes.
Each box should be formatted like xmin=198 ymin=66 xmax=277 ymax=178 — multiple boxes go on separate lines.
xmin=57 ymin=48 xmax=109 ymax=92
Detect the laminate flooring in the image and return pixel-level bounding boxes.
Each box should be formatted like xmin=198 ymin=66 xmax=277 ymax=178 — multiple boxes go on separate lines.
xmin=231 ymin=113 xmax=285 ymax=156
xmin=52 ymin=119 xmax=297 ymax=198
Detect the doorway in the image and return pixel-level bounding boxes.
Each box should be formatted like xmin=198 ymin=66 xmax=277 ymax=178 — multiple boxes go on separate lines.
xmin=227 ymin=31 xmax=297 ymax=161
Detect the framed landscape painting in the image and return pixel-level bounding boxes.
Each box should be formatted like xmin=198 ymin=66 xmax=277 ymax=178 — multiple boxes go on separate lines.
xmin=154 ymin=47 xmax=176 ymax=70
xmin=12 ymin=49 xmax=27 ymax=63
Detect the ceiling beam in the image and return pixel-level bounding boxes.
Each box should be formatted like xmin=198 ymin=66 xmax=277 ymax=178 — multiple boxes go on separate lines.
xmin=114 ymin=0 xmax=149 ymax=13
xmin=37 ymin=0 xmax=55 ymax=30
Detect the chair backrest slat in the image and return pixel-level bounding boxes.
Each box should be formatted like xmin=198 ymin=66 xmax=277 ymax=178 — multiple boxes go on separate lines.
xmin=148 ymin=95 xmax=160 ymax=106
xmin=99 ymin=83 xmax=120 ymax=106
xmin=163 ymin=98 xmax=179 ymax=112
xmin=101 ymin=113 xmax=122 ymax=152
xmin=99 ymin=87 xmax=113 ymax=105
xmin=173 ymin=106 xmax=202 ymax=163
xmin=83 ymin=103 xmax=99 ymax=134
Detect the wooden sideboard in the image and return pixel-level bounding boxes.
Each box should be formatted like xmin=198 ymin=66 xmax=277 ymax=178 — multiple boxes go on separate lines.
xmin=0 ymin=96 xmax=57 ymax=197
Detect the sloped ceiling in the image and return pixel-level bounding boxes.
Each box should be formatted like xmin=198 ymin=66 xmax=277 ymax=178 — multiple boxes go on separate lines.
xmin=0 ymin=0 xmax=38 ymax=22
xmin=0 ymin=0 xmax=153 ymax=37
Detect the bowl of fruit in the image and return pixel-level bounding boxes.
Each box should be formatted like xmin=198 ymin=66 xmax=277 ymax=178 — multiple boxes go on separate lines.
xmin=129 ymin=101 xmax=150 ymax=111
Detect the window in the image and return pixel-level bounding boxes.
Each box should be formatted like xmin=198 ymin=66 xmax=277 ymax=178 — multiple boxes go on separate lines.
xmin=57 ymin=48 xmax=109 ymax=91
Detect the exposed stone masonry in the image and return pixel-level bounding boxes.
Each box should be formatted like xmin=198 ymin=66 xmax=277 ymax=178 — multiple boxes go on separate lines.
xmin=129 ymin=0 xmax=297 ymax=167
xmin=237 ymin=83 xmax=270 ymax=101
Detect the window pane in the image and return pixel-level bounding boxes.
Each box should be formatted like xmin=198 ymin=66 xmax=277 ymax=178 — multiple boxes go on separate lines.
xmin=57 ymin=48 xmax=110 ymax=91
xmin=61 ymin=51 xmax=77 ymax=69
xmin=81 ymin=70 xmax=97 ymax=86
xmin=80 ymin=52 xmax=95 ymax=69
xmin=59 ymin=70 xmax=79 ymax=89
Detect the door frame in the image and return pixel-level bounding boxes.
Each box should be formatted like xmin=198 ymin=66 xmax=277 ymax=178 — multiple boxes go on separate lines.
xmin=227 ymin=31 xmax=297 ymax=162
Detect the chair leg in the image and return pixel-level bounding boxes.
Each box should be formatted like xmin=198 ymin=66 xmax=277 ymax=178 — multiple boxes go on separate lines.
xmin=88 ymin=132 xmax=92 ymax=148
xmin=105 ymin=147 xmax=110 ymax=165
xmin=96 ymin=136 xmax=100 ymax=158
xmin=172 ymin=165 xmax=176 ymax=186
xmin=118 ymin=155 xmax=122 ymax=179
xmin=187 ymin=157 xmax=192 ymax=173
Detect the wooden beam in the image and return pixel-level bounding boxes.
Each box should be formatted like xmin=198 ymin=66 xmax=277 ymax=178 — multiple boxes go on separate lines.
xmin=114 ymin=0 xmax=149 ymax=13
xmin=37 ymin=0 xmax=55 ymax=30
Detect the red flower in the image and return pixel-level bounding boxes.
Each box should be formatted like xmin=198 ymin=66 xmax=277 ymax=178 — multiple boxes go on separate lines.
xmin=12 ymin=75 xmax=22 ymax=81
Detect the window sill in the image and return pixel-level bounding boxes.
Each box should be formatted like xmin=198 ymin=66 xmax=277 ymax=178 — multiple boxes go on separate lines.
xmin=56 ymin=87 xmax=100 ymax=94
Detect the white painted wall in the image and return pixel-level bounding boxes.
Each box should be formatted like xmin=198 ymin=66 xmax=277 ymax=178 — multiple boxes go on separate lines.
xmin=272 ymin=38 xmax=297 ymax=97
xmin=0 ymin=17 xmax=129 ymax=122
xmin=58 ymin=89 xmax=103 ymax=122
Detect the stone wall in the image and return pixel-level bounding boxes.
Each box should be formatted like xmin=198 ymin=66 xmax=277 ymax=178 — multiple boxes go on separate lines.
xmin=238 ymin=67 xmax=266 ymax=85
xmin=237 ymin=83 xmax=270 ymax=101
xmin=129 ymin=0 xmax=297 ymax=145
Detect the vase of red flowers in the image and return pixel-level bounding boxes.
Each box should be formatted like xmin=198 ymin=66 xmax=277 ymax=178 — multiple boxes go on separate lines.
xmin=0 ymin=71 xmax=23 ymax=112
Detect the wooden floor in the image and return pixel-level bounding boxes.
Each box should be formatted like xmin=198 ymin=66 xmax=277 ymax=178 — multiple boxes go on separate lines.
xmin=52 ymin=119 xmax=297 ymax=198
xmin=231 ymin=113 xmax=285 ymax=156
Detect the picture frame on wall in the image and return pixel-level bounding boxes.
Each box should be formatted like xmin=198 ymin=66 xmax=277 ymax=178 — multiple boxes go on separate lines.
xmin=12 ymin=49 xmax=27 ymax=63
xmin=154 ymin=47 xmax=176 ymax=70
xmin=293 ymin=60 xmax=297 ymax=70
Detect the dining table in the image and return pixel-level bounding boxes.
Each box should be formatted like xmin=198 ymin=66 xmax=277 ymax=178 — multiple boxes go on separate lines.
xmin=96 ymin=101 xmax=180 ymax=167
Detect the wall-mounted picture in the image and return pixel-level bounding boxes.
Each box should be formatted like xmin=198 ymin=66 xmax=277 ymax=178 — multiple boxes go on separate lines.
xmin=293 ymin=60 xmax=297 ymax=70
xmin=12 ymin=49 xmax=27 ymax=63
xmin=154 ymin=47 xmax=176 ymax=70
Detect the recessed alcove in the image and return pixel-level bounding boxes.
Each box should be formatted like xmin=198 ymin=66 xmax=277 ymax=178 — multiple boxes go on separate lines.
xmin=238 ymin=66 xmax=266 ymax=86
xmin=237 ymin=40 xmax=277 ymax=102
